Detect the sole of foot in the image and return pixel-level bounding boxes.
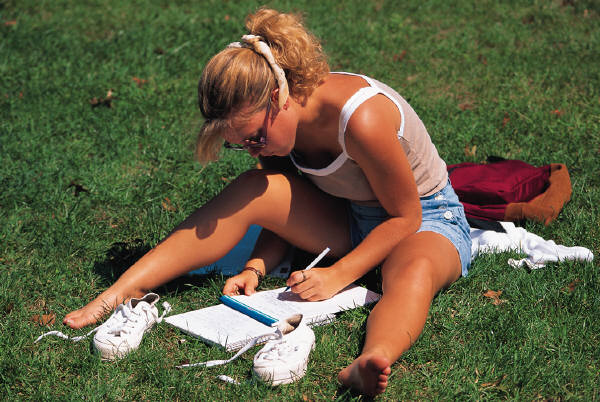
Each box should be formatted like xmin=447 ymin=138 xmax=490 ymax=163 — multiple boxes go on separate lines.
xmin=337 ymin=354 xmax=391 ymax=397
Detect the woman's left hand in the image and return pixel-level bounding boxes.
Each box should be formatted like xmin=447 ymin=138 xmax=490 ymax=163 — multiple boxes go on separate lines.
xmin=286 ymin=267 xmax=346 ymax=301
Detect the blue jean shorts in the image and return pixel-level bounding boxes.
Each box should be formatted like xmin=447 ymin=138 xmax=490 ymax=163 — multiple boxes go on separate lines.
xmin=348 ymin=180 xmax=472 ymax=276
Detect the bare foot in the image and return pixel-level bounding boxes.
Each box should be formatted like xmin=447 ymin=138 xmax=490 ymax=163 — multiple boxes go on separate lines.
xmin=63 ymin=290 xmax=143 ymax=329
xmin=337 ymin=354 xmax=391 ymax=396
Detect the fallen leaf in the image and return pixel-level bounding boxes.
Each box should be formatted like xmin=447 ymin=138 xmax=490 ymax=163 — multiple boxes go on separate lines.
xmin=480 ymin=374 xmax=507 ymax=388
xmin=563 ymin=279 xmax=581 ymax=293
xmin=224 ymin=14 xmax=230 ymax=21
xmin=393 ymin=50 xmax=407 ymax=62
xmin=483 ymin=289 xmax=505 ymax=305
xmin=464 ymin=144 xmax=477 ymax=157
xmin=550 ymin=109 xmax=564 ymax=116
xmin=132 ymin=77 xmax=147 ymax=87
xmin=4 ymin=20 xmax=17 ymax=26
xmin=459 ymin=101 xmax=475 ymax=111
xmin=32 ymin=313 xmax=56 ymax=326
xmin=478 ymin=54 xmax=488 ymax=65
xmin=221 ymin=177 xmax=230 ymax=183
xmin=161 ymin=197 xmax=176 ymax=212
xmin=502 ymin=112 xmax=510 ymax=128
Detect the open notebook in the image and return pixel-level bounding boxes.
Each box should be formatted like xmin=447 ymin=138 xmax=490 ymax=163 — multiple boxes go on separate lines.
xmin=165 ymin=285 xmax=380 ymax=351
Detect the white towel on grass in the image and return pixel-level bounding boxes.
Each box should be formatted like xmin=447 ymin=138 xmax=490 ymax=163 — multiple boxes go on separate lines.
xmin=470 ymin=222 xmax=594 ymax=269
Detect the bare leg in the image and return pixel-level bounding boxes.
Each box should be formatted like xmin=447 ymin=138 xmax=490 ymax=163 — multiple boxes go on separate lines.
xmin=338 ymin=232 xmax=461 ymax=396
xmin=64 ymin=170 xmax=351 ymax=328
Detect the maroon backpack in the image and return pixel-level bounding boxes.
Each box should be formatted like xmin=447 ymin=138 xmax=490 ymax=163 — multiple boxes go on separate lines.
xmin=448 ymin=159 xmax=571 ymax=225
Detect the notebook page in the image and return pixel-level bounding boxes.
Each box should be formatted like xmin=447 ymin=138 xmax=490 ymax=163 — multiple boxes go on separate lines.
xmin=165 ymin=304 xmax=272 ymax=350
xmin=233 ymin=285 xmax=379 ymax=320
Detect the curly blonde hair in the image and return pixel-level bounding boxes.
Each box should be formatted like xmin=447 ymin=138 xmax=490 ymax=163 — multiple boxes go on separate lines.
xmin=196 ymin=7 xmax=329 ymax=163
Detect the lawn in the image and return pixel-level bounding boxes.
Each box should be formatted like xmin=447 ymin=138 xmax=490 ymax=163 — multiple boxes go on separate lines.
xmin=1 ymin=0 xmax=599 ymax=400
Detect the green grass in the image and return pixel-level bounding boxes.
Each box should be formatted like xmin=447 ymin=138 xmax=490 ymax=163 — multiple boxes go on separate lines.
xmin=1 ymin=0 xmax=599 ymax=400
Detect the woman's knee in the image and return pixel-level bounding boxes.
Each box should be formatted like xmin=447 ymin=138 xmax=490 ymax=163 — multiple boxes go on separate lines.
xmin=381 ymin=233 xmax=461 ymax=294
xmin=234 ymin=168 xmax=272 ymax=188
xmin=220 ymin=169 xmax=293 ymax=205
xmin=381 ymin=254 xmax=437 ymax=295
xmin=233 ymin=169 xmax=295 ymax=193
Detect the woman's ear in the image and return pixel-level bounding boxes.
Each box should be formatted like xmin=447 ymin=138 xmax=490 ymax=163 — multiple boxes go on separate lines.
xmin=270 ymin=88 xmax=289 ymax=110
xmin=270 ymin=88 xmax=280 ymax=106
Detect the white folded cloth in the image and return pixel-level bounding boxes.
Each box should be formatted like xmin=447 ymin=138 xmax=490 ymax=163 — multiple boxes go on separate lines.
xmin=470 ymin=222 xmax=594 ymax=269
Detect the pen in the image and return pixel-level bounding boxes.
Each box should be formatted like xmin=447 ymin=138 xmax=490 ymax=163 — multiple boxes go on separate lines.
xmin=285 ymin=247 xmax=330 ymax=291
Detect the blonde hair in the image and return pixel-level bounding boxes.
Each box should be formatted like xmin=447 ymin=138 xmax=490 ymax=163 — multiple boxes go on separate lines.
xmin=196 ymin=7 xmax=329 ymax=163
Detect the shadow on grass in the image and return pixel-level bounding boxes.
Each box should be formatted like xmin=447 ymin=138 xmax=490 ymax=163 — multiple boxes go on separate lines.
xmin=91 ymin=238 xmax=218 ymax=297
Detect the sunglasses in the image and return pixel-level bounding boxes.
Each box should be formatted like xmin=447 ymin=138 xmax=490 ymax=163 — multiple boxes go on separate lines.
xmin=224 ymin=102 xmax=271 ymax=151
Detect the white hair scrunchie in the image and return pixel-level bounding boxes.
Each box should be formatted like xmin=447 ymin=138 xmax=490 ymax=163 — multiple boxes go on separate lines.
xmin=227 ymin=34 xmax=289 ymax=110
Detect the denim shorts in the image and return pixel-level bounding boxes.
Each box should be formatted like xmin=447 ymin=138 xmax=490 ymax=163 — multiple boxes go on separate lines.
xmin=348 ymin=180 xmax=472 ymax=276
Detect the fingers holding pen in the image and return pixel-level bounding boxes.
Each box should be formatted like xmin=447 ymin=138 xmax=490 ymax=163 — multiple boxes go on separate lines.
xmin=286 ymin=269 xmax=310 ymax=292
xmin=287 ymin=267 xmax=340 ymax=301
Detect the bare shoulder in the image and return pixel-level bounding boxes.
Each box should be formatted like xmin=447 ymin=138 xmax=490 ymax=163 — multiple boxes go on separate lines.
xmin=344 ymin=94 xmax=402 ymax=153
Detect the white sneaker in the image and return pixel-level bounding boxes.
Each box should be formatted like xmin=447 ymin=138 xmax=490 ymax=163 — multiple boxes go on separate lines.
xmin=252 ymin=314 xmax=315 ymax=385
xmin=177 ymin=314 xmax=315 ymax=386
xmin=93 ymin=293 xmax=171 ymax=360
xmin=35 ymin=293 xmax=171 ymax=360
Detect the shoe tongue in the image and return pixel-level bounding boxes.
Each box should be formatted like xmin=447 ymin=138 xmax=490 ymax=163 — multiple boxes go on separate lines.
xmin=276 ymin=314 xmax=302 ymax=335
xmin=129 ymin=293 xmax=159 ymax=310
xmin=277 ymin=321 xmax=295 ymax=334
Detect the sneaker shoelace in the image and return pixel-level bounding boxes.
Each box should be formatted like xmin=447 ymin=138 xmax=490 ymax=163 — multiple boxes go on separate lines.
xmin=176 ymin=328 xmax=284 ymax=369
xmin=255 ymin=338 xmax=298 ymax=361
xmin=34 ymin=301 xmax=171 ymax=343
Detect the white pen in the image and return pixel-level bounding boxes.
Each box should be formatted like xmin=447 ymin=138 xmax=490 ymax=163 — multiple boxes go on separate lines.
xmin=285 ymin=247 xmax=330 ymax=291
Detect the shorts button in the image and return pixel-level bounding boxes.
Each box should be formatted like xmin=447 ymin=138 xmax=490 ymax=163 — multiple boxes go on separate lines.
xmin=443 ymin=210 xmax=453 ymax=220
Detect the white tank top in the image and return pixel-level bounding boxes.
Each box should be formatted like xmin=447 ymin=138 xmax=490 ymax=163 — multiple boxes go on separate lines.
xmin=289 ymin=72 xmax=448 ymax=203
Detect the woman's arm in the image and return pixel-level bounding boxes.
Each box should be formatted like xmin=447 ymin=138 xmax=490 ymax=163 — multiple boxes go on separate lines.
xmin=289 ymin=94 xmax=422 ymax=300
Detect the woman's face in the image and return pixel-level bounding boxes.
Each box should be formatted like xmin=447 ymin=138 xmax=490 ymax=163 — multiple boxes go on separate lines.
xmin=224 ymin=102 xmax=297 ymax=158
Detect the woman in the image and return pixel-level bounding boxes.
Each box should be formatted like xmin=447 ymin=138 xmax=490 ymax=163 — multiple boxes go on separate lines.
xmin=64 ymin=8 xmax=471 ymax=396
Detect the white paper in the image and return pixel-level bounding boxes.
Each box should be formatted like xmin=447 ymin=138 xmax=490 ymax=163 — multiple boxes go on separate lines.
xmin=165 ymin=284 xmax=380 ymax=351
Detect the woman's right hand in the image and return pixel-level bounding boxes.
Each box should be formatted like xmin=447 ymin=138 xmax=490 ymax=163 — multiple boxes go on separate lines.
xmin=222 ymin=269 xmax=260 ymax=296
